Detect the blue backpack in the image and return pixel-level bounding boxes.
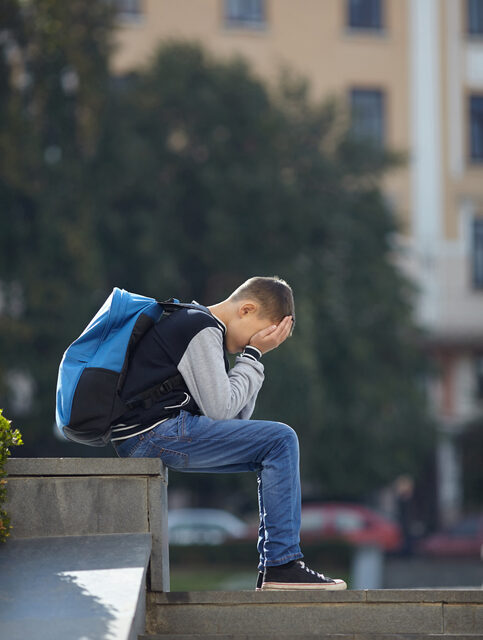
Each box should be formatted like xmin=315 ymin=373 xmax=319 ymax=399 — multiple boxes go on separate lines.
xmin=55 ymin=287 xmax=196 ymax=447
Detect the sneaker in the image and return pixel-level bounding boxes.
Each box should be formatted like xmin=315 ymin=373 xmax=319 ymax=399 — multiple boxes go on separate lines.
xmin=255 ymin=571 xmax=264 ymax=590
xmin=261 ymin=560 xmax=347 ymax=590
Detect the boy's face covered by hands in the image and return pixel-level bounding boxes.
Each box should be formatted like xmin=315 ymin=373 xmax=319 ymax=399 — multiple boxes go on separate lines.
xmin=225 ymin=301 xmax=293 ymax=355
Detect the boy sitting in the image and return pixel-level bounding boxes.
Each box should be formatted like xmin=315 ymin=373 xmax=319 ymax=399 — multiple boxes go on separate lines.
xmin=112 ymin=276 xmax=347 ymax=591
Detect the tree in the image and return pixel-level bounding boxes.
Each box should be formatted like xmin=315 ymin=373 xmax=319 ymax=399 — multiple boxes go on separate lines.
xmin=94 ymin=41 xmax=435 ymax=499
xmin=0 ymin=0 xmax=114 ymax=453
xmin=1 ymin=3 xmax=435 ymax=501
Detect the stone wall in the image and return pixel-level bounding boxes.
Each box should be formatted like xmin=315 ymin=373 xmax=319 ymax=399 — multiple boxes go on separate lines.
xmin=4 ymin=457 xmax=169 ymax=591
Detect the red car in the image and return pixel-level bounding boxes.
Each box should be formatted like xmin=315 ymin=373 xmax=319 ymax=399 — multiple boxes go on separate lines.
xmin=300 ymin=502 xmax=402 ymax=552
xmin=417 ymin=514 xmax=483 ymax=557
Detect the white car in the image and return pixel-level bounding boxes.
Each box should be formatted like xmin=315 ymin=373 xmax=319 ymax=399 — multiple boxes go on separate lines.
xmin=168 ymin=508 xmax=249 ymax=545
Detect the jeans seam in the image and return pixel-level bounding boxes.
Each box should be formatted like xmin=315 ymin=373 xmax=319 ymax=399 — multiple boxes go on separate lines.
xmin=145 ymin=442 xmax=189 ymax=468
xmin=151 ymin=445 xmax=188 ymax=461
xmin=122 ymin=439 xmax=140 ymax=457
xmin=181 ymin=410 xmax=187 ymax=439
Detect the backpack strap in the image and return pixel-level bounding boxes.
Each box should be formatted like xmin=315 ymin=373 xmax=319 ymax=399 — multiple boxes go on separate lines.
xmin=160 ymin=299 xmax=211 ymax=315
xmin=125 ymin=372 xmax=185 ymax=411
xmin=124 ymin=299 xmax=211 ymax=412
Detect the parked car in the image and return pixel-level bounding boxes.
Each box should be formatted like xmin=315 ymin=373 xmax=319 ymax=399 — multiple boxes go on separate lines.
xmin=168 ymin=508 xmax=249 ymax=545
xmin=300 ymin=502 xmax=402 ymax=552
xmin=416 ymin=514 xmax=483 ymax=557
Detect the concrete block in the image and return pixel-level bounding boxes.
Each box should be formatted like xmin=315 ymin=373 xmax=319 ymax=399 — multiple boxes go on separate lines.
xmin=152 ymin=590 xmax=366 ymax=604
xmin=6 ymin=456 xmax=165 ymax=478
xmin=140 ymin=636 xmax=483 ymax=640
xmin=444 ymin=603 xmax=483 ymax=634
xmin=5 ymin=457 xmax=170 ymax=591
xmin=6 ymin=476 xmax=149 ymax=537
xmin=147 ymin=475 xmax=170 ymax=592
xmin=147 ymin=602 xmax=443 ymax=636
xmin=140 ymin=635 xmax=357 ymax=640
xmin=355 ymin=636 xmax=483 ymax=640
xmin=354 ymin=636 xmax=483 ymax=640
xmin=5 ymin=458 xmax=170 ymax=591
xmin=0 ymin=533 xmax=151 ymax=640
xmin=366 ymin=589 xmax=483 ymax=603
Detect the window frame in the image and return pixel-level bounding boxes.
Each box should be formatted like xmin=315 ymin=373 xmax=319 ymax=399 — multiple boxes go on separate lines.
xmin=469 ymin=94 xmax=483 ymax=164
xmin=467 ymin=0 xmax=483 ymax=36
xmin=223 ymin=0 xmax=267 ymax=30
xmin=472 ymin=217 xmax=483 ymax=290
xmin=347 ymin=0 xmax=384 ymax=32
xmin=349 ymin=86 xmax=387 ymax=148
xmin=112 ymin=0 xmax=144 ymax=23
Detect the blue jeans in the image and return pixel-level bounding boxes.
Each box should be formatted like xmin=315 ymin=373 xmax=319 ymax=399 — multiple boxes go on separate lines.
xmin=113 ymin=409 xmax=303 ymax=570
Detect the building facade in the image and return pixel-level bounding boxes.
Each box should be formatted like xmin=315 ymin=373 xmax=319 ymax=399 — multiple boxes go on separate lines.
xmin=111 ymin=0 xmax=483 ymax=526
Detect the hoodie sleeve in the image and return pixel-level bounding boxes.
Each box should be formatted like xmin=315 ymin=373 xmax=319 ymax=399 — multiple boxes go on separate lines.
xmin=177 ymin=326 xmax=264 ymax=420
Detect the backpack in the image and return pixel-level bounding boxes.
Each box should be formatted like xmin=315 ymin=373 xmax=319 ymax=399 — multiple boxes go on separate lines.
xmin=55 ymin=287 xmax=200 ymax=447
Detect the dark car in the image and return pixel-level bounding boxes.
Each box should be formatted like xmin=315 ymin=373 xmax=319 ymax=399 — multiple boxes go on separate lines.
xmin=417 ymin=514 xmax=483 ymax=557
xmin=300 ymin=502 xmax=402 ymax=551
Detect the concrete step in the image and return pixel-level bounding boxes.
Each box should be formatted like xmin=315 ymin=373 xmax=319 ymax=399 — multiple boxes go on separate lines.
xmin=0 ymin=533 xmax=152 ymax=640
xmin=145 ymin=589 xmax=483 ymax=638
xmin=140 ymin=635 xmax=483 ymax=640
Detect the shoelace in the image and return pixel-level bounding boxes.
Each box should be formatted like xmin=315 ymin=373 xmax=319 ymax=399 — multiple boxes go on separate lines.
xmin=298 ymin=560 xmax=326 ymax=580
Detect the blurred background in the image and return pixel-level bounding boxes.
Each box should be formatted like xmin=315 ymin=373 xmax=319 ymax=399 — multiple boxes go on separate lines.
xmin=1 ymin=0 xmax=482 ymax=589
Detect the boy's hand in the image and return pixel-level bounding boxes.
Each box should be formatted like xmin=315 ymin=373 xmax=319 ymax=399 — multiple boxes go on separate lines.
xmin=248 ymin=316 xmax=293 ymax=355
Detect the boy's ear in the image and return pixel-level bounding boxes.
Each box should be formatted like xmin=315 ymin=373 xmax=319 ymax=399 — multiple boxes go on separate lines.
xmin=238 ymin=301 xmax=257 ymax=317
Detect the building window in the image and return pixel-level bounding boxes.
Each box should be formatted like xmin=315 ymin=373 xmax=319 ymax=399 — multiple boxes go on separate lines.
xmin=470 ymin=95 xmax=483 ymax=162
xmin=350 ymin=89 xmax=385 ymax=147
xmin=468 ymin=0 xmax=483 ymax=35
xmin=348 ymin=0 xmax=383 ymax=30
xmin=472 ymin=218 xmax=483 ymax=289
xmin=112 ymin=0 xmax=143 ymax=20
xmin=224 ymin=0 xmax=266 ymax=27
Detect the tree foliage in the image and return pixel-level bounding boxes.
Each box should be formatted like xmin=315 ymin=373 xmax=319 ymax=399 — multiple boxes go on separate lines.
xmin=0 ymin=2 xmax=435 ymax=501
xmin=0 ymin=0 xmax=113 ymax=448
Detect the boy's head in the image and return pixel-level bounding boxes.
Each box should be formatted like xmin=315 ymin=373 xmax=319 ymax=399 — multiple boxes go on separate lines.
xmin=229 ymin=276 xmax=295 ymax=324
xmin=214 ymin=276 xmax=295 ymax=354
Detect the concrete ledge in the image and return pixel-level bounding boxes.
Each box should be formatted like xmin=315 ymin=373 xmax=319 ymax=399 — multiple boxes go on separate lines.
xmin=151 ymin=589 xmax=483 ymax=604
xmin=6 ymin=457 xmax=167 ymax=480
xmin=141 ymin=636 xmax=483 ymax=640
xmin=5 ymin=458 xmax=170 ymax=591
xmin=0 ymin=533 xmax=151 ymax=640
xmin=146 ymin=590 xmax=483 ymax=637
xmin=148 ymin=602 xmax=443 ymax=636
xmin=140 ymin=636 xmax=483 ymax=640
xmin=366 ymin=589 xmax=483 ymax=603
xmin=153 ymin=590 xmax=366 ymax=604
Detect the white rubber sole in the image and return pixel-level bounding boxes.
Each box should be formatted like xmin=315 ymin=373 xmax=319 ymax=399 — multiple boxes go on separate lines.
xmin=261 ymin=579 xmax=347 ymax=591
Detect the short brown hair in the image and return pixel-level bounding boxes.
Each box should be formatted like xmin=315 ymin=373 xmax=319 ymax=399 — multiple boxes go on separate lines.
xmin=230 ymin=276 xmax=295 ymax=328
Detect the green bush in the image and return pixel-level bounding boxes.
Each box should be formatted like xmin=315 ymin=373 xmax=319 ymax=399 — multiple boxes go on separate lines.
xmin=0 ymin=409 xmax=23 ymax=543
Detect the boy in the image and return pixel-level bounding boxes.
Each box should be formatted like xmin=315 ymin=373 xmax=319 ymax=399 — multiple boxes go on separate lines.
xmin=112 ymin=276 xmax=347 ymax=591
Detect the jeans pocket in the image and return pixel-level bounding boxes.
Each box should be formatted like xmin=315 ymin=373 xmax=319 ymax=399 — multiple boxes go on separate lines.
xmin=158 ymin=413 xmax=185 ymax=440
xmin=114 ymin=435 xmax=143 ymax=458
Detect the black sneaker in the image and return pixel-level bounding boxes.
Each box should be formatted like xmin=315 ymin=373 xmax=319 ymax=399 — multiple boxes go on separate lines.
xmin=261 ymin=560 xmax=347 ymax=591
xmin=255 ymin=571 xmax=264 ymax=591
